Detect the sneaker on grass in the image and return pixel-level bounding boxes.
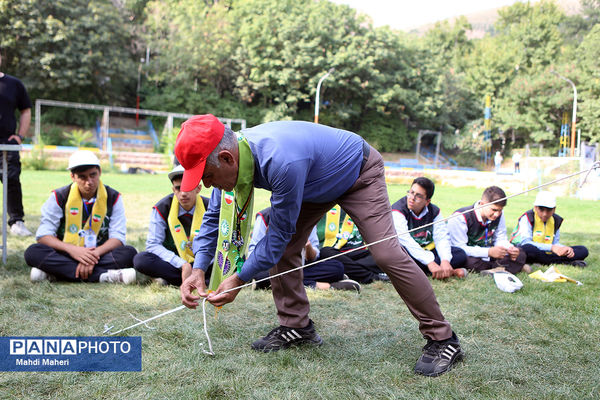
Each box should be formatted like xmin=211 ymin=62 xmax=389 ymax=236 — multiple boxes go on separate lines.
xmin=452 ymin=268 xmax=468 ymax=279
xmin=330 ymin=279 xmax=361 ymax=292
xmin=569 ymin=260 xmax=587 ymax=268
xmin=10 ymin=221 xmax=32 ymax=237
xmin=251 ymin=319 xmax=323 ymax=352
xmin=30 ymin=267 xmax=56 ymax=282
xmin=99 ymin=268 xmax=136 ymax=284
xmin=480 ymin=266 xmax=506 ymax=277
xmin=414 ymin=331 xmax=464 ymax=377
xmin=374 ymin=272 xmax=391 ymax=282
xmin=153 ymin=277 xmax=168 ymax=286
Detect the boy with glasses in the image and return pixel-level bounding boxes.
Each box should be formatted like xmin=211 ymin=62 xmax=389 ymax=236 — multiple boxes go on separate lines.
xmin=392 ymin=177 xmax=467 ymax=279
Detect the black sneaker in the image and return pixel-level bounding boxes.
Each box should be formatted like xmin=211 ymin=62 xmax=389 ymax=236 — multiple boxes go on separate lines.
xmin=374 ymin=273 xmax=391 ymax=282
xmin=414 ymin=332 xmax=464 ymax=377
xmin=251 ymin=319 xmax=323 ymax=352
xmin=330 ymin=279 xmax=361 ymax=292
xmin=569 ymin=260 xmax=587 ymax=268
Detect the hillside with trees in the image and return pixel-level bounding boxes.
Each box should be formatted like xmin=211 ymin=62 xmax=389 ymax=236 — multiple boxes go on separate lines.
xmin=1 ymin=0 xmax=598 ymax=161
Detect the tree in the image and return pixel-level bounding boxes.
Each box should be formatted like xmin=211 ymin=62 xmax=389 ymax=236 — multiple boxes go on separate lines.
xmin=495 ymin=0 xmax=564 ymax=73
xmin=576 ymin=24 xmax=600 ymax=143
xmin=0 ymin=0 xmax=137 ymax=106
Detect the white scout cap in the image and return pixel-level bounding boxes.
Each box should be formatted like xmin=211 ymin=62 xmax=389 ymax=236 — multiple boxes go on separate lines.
xmin=534 ymin=191 xmax=556 ymax=208
xmin=67 ymin=150 xmax=100 ymax=170
xmin=168 ymin=164 xmax=185 ymax=182
xmin=493 ymin=271 xmax=523 ymax=293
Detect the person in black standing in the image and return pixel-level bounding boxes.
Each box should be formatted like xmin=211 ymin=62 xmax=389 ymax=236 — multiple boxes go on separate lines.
xmin=0 ymin=48 xmax=32 ymax=236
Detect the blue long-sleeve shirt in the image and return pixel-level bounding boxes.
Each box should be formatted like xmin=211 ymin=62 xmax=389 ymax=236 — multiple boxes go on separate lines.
xmin=192 ymin=121 xmax=364 ymax=282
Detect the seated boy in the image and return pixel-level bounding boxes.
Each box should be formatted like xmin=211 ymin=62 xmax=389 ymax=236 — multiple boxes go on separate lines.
xmin=25 ymin=150 xmax=137 ymax=283
xmin=510 ymin=191 xmax=588 ymax=267
xmin=317 ymin=205 xmax=389 ymax=284
xmin=250 ymin=207 xmax=361 ymax=292
xmin=391 ymin=177 xmax=467 ymax=279
xmin=134 ymin=165 xmax=211 ymax=285
xmin=448 ymin=186 xmax=528 ymax=274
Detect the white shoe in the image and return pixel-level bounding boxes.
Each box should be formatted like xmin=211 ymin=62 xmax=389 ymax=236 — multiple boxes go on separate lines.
xmin=10 ymin=221 xmax=32 ymax=237
xmin=30 ymin=267 xmax=55 ymax=282
xmin=100 ymin=268 xmax=136 ymax=284
xmin=153 ymin=277 xmax=168 ymax=286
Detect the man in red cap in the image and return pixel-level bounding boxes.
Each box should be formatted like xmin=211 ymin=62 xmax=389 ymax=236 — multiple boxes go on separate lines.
xmin=177 ymin=114 xmax=463 ymax=377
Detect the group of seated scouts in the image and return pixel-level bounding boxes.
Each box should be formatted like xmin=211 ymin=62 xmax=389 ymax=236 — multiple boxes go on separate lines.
xmin=24 ymin=150 xmax=589 ymax=287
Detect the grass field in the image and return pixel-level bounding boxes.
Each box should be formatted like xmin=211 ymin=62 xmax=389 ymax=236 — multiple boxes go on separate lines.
xmin=1 ymin=170 xmax=599 ymax=399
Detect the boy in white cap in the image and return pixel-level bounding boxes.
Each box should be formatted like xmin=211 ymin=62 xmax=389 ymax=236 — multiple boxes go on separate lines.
xmin=510 ymin=191 xmax=589 ymax=267
xmin=133 ymin=165 xmax=210 ymax=286
xmin=24 ymin=150 xmax=137 ymax=283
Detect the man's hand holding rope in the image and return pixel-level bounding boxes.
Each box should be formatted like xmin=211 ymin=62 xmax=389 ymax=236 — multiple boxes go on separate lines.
xmin=205 ymin=274 xmax=245 ymax=307
xmin=181 ymin=269 xmax=208 ymax=309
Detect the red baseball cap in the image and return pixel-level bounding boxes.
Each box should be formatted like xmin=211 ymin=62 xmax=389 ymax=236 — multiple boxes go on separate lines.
xmin=175 ymin=114 xmax=225 ymax=192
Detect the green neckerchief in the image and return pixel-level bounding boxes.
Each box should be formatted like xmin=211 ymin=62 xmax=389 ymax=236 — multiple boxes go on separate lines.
xmin=208 ymin=133 xmax=254 ymax=292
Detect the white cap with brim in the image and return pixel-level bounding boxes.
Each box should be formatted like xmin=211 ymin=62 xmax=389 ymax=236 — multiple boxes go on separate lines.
xmin=67 ymin=150 xmax=100 ymax=170
xmin=493 ymin=271 xmax=523 ymax=293
xmin=168 ymin=164 xmax=185 ymax=182
xmin=534 ymin=191 xmax=556 ymax=208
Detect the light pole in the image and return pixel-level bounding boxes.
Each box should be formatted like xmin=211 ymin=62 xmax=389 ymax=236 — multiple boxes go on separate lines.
xmin=551 ymin=70 xmax=577 ymax=157
xmin=314 ymin=68 xmax=334 ymax=124
xmin=136 ymin=57 xmax=145 ymax=127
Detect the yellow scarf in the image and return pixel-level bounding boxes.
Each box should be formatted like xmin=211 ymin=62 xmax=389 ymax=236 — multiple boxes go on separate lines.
xmin=335 ymin=214 xmax=355 ymax=250
xmin=63 ymin=181 xmax=108 ymax=246
xmin=533 ymin=212 xmax=555 ymax=245
xmin=323 ymin=206 xmax=355 ymax=249
xmin=323 ymin=207 xmax=341 ymax=247
xmin=168 ymin=194 xmax=205 ymax=263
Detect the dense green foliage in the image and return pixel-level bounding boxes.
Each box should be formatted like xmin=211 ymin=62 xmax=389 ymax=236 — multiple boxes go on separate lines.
xmin=1 ymin=0 xmax=599 ymax=153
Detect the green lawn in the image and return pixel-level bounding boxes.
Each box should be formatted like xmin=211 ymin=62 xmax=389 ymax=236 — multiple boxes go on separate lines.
xmin=0 ymin=170 xmax=598 ymax=399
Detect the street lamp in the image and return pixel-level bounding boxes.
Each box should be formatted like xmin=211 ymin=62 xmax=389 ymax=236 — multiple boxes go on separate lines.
xmin=314 ymin=68 xmax=334 ymax=124
xmin=551 ymin=70 xmax=577 ymax=157
xmin=136 ymin=57 xmax=145 ymax=127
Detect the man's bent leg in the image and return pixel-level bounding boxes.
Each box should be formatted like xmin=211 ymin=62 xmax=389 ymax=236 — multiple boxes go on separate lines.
xmin=338 ymin=148 xmax=452 ymax=341
xmin=270 ymin=202 xmax=334 ymax=328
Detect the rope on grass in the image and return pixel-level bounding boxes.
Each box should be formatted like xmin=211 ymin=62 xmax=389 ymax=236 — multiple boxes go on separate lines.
xmin=104 ymin=161 xmax=600 ymax=352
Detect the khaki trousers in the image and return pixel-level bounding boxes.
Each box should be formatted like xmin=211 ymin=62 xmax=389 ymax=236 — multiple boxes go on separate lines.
xmin=269 ymin=147 xmax=453 ymax=341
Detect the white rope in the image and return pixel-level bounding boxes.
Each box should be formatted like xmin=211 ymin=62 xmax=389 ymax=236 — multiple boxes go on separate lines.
xmin=104 ymin=161 xmax=599 ymax=350
xmin=107 ymin=305 xmax=186 ymax=336
xmin=201 ymin=298 xmax=214 ymax=356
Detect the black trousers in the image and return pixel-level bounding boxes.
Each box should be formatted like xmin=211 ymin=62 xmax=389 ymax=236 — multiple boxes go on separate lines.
xmin=318 ymin=247 xmax=383 ymax=284
xmin=410 ymin=246 xmax=467 ymax=275
xmin=24 ymin=243 xmax=137 ymax=282
xmin=253 ymin=258 xmax=345 ymax=289
xmin=134 ymin=251 xmax=213 ymax=286
xmin=464 ymin=248 xmax=527 ymax=274
xmin=520 ymin=244 xmax=588 ymax=265
xmin=0 ymin=139 xmax=24 ymax=226
xmin=134 ymin=251 xmax=184 ymax=286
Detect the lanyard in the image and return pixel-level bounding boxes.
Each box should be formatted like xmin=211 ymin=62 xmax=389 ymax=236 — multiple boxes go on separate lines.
xmin=82 ymin=199 xmax=94 ymax=230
